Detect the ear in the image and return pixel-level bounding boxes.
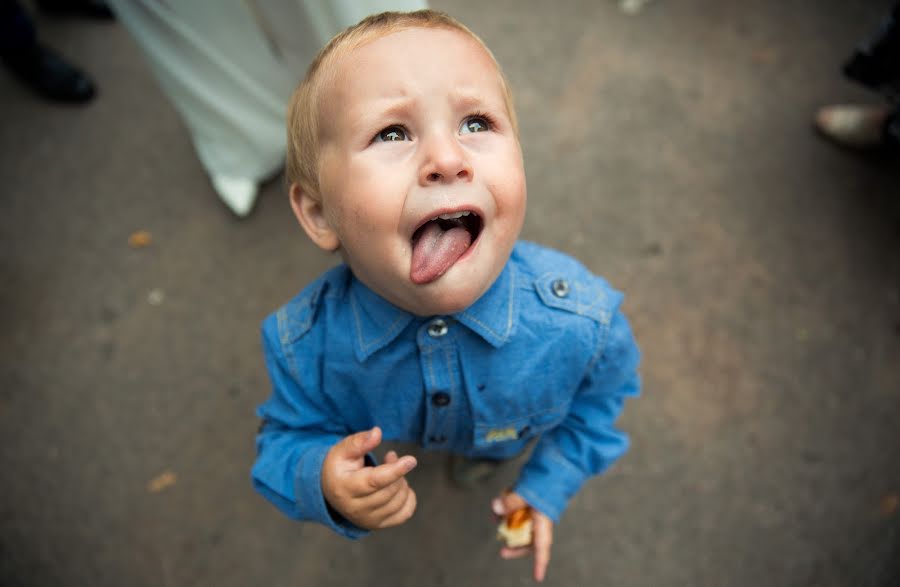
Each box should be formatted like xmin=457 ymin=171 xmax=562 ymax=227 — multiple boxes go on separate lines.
xmin=289 ymin=182 xmax=340 ymax=251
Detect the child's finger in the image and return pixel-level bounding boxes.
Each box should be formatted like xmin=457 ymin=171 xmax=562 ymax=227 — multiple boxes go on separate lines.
xmin=367 ymin=479 xmax=409 ymax=515
xmin=361 ymin=476 xmax=407 ymax=509
xmin=532 ymin=514 xmax=553 ymax=582
xmin=492 ymin=491 xmax=528 ymax=516
xmin=356 ymin=456 xmax=417 ymax=494
xmin=334 ymin=427 xmax=382 ymax=463
xmin=378 ymin=486 xmax=417 ymax=528
xmin=499 ymin=546 xmax=531 ymax=559
xmin=384 ymin=450 xmax=398 ymax=463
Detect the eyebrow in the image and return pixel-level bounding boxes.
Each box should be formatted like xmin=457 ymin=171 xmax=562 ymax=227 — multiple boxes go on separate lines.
xmin=366 ymin=89 xmax=493 ymax=116
xmin=372 ymin=96 xmax=417 ymax=120
xmin=449 ymin=90 xmax=491 ymax=110
xmin=347 ymin=96 xmax=415 ymax=135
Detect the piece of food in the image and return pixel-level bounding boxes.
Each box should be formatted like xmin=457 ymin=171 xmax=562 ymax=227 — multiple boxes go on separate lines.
xmin=496 ymin=505 xmax=533 ymax=548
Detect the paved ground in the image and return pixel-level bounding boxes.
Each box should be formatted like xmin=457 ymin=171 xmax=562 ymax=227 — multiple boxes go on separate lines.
xmin=2 ymin=1 xmax=899 ymax=586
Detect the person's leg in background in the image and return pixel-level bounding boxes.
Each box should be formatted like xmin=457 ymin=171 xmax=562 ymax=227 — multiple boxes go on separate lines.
xmin=107 ymin=0 xmax=427 ymax=218
xmin=815 ymin=3 xmax=900 ymax=151
xmin=34 ymin=0 xmax=112 ymax=19
xmin=814 ymin=103 xmax=898 ymax=149
xmin=0 ymin=0 xmax=100 ymax=103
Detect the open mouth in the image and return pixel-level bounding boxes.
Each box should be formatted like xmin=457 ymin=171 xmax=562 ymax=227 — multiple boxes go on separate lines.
xmin=411 ymin=210 xmax=483 ymax=245
xmin=410 ymin=210 xmax=483 ymax=284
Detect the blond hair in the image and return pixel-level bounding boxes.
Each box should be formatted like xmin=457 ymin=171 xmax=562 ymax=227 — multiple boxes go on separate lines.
xmin=285 ymin=9 xmax=518 ymax=200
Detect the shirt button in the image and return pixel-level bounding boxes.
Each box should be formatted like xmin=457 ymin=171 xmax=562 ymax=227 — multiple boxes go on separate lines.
xmin=432 ymin=392 xmax=451 ymax=407
xmin=427 ymin=318 xmax=448 ymax=338
xmin=551 ymin=278 xmax=570 ymax=298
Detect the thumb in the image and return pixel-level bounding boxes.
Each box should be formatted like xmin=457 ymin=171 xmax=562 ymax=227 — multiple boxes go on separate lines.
xmin=335 ymin=426 xmax=382 ymax=462
xmin=492 ymin=491 xmax=529 ymax=516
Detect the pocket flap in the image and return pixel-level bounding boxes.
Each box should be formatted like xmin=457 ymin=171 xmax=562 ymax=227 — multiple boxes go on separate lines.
xmin=473 ymin=403 xmax=568 ymax=449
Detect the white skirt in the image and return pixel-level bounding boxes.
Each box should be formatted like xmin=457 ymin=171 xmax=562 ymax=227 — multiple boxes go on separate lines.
xmin=108 ymin=0 xmax=427 ymax=212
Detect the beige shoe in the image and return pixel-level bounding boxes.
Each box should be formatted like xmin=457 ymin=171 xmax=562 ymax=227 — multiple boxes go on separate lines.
xmin=211 ymin=175 xmax=258 ymax=218
xmin=814 ymin=104 xmax=890 ymax=149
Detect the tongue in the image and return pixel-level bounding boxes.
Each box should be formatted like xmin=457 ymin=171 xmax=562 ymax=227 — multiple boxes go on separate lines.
xmin=410 ymin=221 xmax=472 ymax=284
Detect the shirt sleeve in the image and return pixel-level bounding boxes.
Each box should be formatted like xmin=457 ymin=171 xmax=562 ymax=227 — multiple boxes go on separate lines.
xmin=251 ymin=317 xmax=370 ymax=540
xmin=513 ymin=307 xmax=641 ymax=523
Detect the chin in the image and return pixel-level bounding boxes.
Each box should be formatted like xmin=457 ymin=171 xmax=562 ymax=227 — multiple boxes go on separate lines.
xmin=411 ymin=282 xmax=484 ymax=317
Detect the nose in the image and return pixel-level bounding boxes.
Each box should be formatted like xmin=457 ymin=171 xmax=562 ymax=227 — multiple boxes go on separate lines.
xmin=418 ymin=132 xmax=472 ymax=186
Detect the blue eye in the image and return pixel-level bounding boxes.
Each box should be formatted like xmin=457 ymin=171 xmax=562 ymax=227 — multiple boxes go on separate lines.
xmin=460 ymin=116 xmax=490 ymax=134
xmin=376 ymin=126 xmax=408 ymax=142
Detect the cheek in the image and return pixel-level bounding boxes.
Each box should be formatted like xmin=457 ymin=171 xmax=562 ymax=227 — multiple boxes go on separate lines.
xmin=492 ymin=170 xmax=527 ymax=213
xmin=322 ymin=200 xmax=345 ymax=234
xmin=487 ymin=148 xmax=526 ymax=203
xmin=329 ymin=199 xmax=385 ymax=243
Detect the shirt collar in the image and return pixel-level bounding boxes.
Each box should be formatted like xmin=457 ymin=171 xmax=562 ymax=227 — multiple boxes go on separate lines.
xmin=348 ymin=258 xmax=518 ymax=362
xmin=349 ymin=277 xmax=415 ymax=363
xmin=452 ymin=260 xmax=517 ymax=349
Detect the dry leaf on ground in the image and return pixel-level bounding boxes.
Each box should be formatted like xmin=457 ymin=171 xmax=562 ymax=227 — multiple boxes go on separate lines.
xmin=880 ymin=493 xmax=899 ymax=517
xmin=128 ymin=230 xmax=153 ymax=248
xmin=148 ymin=470 xmax=177 ymax=493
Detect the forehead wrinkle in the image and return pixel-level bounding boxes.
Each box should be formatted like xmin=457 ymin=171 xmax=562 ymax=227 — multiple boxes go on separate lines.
xmin=322 ymin=29 xmax=512 ymax=139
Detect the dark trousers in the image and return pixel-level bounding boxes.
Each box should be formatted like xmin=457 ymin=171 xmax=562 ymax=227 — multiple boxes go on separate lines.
xmin=843 ymin=2 xmax=900 ymax=101
xmin=0 ymin=0 xmax=36 ymax=54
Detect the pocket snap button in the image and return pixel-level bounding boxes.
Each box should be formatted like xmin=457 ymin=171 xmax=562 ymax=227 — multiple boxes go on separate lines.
xmin=551 ymin=279 xmax=570 ymax=298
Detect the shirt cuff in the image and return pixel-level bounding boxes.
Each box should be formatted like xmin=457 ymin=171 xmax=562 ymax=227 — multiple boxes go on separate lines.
xmin=293 ymin=444 xmax=370 ymax=540
xmin=512 ymin=440 xmax=589 ymax=523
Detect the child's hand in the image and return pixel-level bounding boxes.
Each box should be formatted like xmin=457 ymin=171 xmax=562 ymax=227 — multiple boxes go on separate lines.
xmin=321 ymin=426 xmax=418 ymax=530
xmin=492 ymin=491 xmax=554 ymax=582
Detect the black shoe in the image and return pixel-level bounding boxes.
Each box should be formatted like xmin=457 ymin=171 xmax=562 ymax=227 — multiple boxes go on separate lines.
xmin=36 ymin=0 xmax=114 ymax=20
xmin=1 ymin=43 xmax=95 ymax=103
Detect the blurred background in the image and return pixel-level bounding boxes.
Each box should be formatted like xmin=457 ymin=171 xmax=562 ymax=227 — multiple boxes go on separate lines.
xmin=2 ymin=0 xmax=899 ymax=585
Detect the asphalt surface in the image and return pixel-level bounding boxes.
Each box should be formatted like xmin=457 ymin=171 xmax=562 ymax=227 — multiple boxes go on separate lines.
xmin=2 ymin=1 xmax=899 ymax=586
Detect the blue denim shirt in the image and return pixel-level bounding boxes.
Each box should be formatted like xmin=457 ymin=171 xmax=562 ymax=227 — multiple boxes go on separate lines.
xmin=252 ymin=241 xmax=640 ymax=539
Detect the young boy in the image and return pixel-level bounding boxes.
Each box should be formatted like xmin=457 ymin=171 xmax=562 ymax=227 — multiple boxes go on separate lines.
xmin=252 ymin=10 xmax=640 ymax=582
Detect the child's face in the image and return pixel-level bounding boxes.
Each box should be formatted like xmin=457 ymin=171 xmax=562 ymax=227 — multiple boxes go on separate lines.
xmin=305 ymin=27 xmax=526 ymax=316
